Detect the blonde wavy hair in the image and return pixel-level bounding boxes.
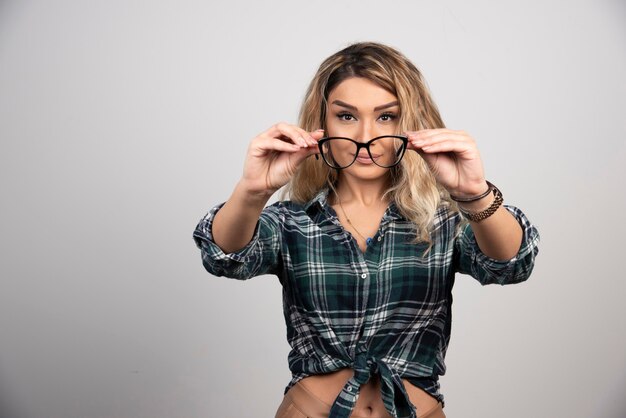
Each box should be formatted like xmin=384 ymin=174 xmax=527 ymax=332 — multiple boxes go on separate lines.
xmin=281 ymin=41 xmax=460 ymax=245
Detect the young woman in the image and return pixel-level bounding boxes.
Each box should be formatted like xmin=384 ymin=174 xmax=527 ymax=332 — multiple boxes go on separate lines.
xmin=193 ymin=42 xmax=540 ymax=418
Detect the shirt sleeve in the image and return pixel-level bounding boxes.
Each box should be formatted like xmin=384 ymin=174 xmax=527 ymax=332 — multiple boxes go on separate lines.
xmin=454 ymin=204 xmax=540 ymax=286
xmin=192 ymin=201 xmax=283 ymax=280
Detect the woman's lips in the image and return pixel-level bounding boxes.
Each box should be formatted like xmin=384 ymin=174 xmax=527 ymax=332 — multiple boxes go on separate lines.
xmin=354 ymin=154 xmax=380 ymax=164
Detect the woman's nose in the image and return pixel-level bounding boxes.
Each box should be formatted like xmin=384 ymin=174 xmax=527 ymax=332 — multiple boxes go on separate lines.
xmin=355 ymin=123 xmax=376 ymax=142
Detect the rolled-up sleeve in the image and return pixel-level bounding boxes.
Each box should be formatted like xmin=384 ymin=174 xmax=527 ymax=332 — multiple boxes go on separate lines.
xmin=454 ymin=205 xmax=540 ymax=286
xmin=192 ymin=201 xmax=283 ymax=280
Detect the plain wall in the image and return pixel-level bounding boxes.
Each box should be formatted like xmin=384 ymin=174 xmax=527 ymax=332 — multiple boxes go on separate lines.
xmin=1 ymin=0 xmax=625 ymax=417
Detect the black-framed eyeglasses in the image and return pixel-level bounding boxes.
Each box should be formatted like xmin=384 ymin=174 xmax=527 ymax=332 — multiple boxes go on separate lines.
xmin=315 ymin=135 xmax=408 ymax=169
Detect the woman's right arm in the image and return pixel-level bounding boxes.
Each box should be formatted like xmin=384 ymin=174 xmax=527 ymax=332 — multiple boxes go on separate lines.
xmin=209 ymin=123 xmax=323 ymax=254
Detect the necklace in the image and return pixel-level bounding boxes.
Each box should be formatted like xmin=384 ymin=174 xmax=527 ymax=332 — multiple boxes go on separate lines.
xmin=335 ymin=192 xmax=374 ymax=247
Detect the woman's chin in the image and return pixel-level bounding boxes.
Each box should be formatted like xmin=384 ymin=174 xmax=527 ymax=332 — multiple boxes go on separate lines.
xmin=341 ymin=165 xmax=389 ymax=181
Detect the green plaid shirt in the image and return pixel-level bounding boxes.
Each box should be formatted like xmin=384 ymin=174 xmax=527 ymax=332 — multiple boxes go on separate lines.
xmin=192 ymin=187 xmax=540 ymax=418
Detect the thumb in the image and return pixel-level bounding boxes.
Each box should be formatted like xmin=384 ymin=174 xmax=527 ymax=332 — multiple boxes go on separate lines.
xmin=290 ymin=144 xmax=319 ymax=166
xmin=288 ymin=128 xmax=323 ymax=167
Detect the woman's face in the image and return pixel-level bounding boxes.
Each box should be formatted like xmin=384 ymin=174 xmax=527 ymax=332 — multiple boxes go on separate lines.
xmin=324 ymin=77 xmax=400 ymax=180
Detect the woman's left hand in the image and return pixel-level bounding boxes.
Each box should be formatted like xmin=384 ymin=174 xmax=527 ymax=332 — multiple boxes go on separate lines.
xmin=405 ymin=129 xmax=488 ymax=198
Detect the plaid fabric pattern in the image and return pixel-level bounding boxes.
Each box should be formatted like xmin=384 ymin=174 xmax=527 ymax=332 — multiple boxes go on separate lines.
xmin=192 ymin=188 xmax=540 ymax=418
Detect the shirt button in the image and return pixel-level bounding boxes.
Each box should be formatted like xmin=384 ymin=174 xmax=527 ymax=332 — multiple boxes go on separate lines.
xmin=377 ymin=236 xmax=382 ymax=242
xmin=360 ymin=273 xmax=367 ymax=279
xmin=347 ymin=386 xmax=353 ymax=392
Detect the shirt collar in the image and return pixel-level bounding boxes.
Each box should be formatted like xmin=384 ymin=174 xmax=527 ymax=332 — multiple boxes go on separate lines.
xmin=302 ymin=187 xmax=406 ymax=222
xmin=303 ymin=187 xmax=330 ymax=212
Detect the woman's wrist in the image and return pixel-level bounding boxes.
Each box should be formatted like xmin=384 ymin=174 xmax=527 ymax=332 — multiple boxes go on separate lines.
xmin=456 ymin=182 xmax=504 ymax=223
xmin=449 ymin=180 xmax=491 ymax=202
xmin=235 ymin=180 xmax=275 ymax=206
xmin=457 ymin=192 xmax=495 ymax=213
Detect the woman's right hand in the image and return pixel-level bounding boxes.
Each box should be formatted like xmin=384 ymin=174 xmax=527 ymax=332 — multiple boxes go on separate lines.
xmin=240 ymin=123 xmax=324 ymax=196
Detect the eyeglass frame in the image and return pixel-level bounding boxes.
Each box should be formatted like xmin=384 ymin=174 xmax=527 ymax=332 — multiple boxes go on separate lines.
xmin=315 ymin=134 xmax=409 ymax=169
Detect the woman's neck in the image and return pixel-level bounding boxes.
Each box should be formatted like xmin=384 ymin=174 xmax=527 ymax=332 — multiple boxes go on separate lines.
xmin=331 ymin=173 xmax=391 ymax=207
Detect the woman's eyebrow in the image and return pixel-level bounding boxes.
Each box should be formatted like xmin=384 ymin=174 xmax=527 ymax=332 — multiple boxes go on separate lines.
xmin=331 ymin=100 xmax=399 ymax=111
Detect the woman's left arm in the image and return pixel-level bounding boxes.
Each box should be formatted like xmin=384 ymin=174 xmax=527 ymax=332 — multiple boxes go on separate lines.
xmin=455 ymin=194 xmax=522 ymax=261
xmin=406 ymin=128 xmax=523 ymax=261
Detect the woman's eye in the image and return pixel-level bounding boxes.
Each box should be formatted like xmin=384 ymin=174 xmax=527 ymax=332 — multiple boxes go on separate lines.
xmin=379 ymin=113 xmax=397 ymax=122
xmin=335 ymin=112 xmax=396 ymax=122
xmin=337 ymin=113 xmax=355 ymax=121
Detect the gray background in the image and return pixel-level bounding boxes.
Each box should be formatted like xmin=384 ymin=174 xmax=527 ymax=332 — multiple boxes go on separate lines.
xmin=1 ymin=0 xmax=625 ymax=417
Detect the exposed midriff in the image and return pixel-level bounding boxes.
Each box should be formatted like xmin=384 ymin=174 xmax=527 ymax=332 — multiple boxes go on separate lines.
xmin=298 ymin=368 xmax=439 ymax=417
